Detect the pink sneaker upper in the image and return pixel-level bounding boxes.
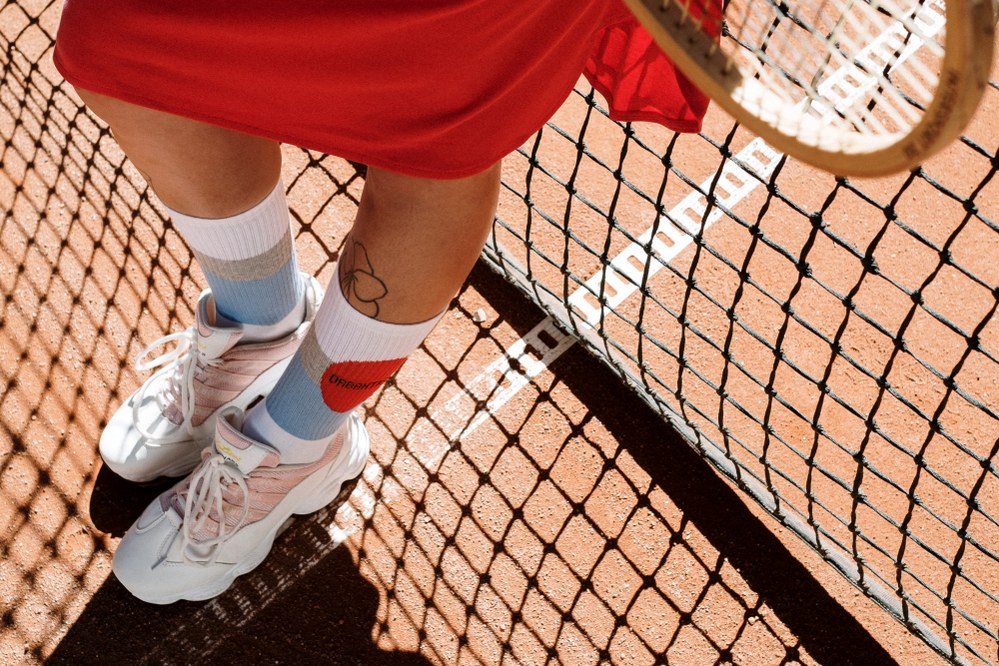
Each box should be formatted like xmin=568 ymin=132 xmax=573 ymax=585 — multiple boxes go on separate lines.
xmin=165 ymin=415 xmax=345 ymax=544
xmin=156 ymin=294 xmax=309 ymax=428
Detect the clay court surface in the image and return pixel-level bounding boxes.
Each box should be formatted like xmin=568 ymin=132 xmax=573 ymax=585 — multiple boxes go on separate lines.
xmin=2 ymin=5 xmax=997 ymax=665
xmin=0 ymin=159 xmax=947 ymax=665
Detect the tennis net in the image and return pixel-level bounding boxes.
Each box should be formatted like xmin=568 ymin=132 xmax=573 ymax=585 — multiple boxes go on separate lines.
xmin=1 ymin=3 xmax=996 ymax=663
xmin=484 ymin=70 xmax=998 ymax=666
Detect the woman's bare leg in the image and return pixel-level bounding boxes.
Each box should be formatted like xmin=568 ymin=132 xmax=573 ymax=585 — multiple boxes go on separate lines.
xmin=76 ymin=89 xmax=281 ymax=217
xmin=77 ymin=89 xmax=499 ymax=469
xmin=78 ymin=90 xmax=309 ymax=482
xmin=341 ymin=164 xmax=500 ymax=324
xmin=243 ymin=161 xmax=500 ymax=463
xmin=77 ymin=89 xmax=499 ymax=327
xmin=81 ymin=89 xmax=502 ymax=605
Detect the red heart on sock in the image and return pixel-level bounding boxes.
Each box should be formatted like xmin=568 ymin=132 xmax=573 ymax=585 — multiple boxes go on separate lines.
xmin=320 ymin=358 xmax=406 ymax=412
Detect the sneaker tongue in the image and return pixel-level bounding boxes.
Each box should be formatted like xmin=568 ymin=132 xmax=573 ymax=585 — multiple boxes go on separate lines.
xmin=195 ymin=294 xmax=245 ymax=359
xmin=213 ymin=416 xmax=281 ymax=474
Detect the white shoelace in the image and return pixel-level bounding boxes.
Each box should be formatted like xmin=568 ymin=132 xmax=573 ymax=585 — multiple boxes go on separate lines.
xmin=132 ymin=329 xmax=222 ymax=442
xmin=178 ymin=454 xmax=250 ymax=564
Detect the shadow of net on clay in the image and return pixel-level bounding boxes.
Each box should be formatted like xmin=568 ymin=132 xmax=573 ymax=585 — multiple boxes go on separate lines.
xmin=2 ymin=2 xmax=997 ymax=665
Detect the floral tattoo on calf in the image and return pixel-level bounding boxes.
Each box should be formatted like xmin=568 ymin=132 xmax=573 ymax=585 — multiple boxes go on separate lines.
xmin=340 ymin=240 xmax=388 ymax=318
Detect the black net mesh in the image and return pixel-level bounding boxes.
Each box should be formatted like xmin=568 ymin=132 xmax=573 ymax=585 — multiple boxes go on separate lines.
xmin=484 ymin=79 xmax=999 ymax=664
xmin=1 ymin=2 xmax=996 ymax=664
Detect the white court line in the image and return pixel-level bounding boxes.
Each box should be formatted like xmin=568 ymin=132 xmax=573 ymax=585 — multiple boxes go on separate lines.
xmin=567 ymin=139 xmax=780 ymax=328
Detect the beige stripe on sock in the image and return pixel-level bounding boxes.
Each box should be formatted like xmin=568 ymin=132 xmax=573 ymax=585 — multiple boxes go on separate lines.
xmin=192 ymin=228 xmax=295 ymax=281
xmin=298 ymin=328 xmax=332 ymax=385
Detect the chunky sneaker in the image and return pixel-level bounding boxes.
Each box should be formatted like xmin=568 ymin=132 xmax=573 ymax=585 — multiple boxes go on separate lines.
xmin=99 ymin=274 xmax=323 ymax=482
xmin=112 ymin=410 xmax=369 ymax=604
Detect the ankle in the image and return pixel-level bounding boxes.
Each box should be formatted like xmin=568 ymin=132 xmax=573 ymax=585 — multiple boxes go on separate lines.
xmin=242 ymin=402 xmax=332 ymax=464
xmin=235 ymin=292 xmax=307 ymax=343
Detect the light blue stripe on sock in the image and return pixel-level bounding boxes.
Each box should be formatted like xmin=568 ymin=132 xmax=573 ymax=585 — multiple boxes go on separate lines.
xmin=263 ymin=354 xmax=347 ymax=441
xmin=203 ymin=260 xmax=303 ymax=326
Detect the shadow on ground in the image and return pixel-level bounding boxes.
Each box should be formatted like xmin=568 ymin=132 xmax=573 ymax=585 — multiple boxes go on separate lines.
xmin=46 ymin=265 xmax=895 ymax=666
xmin=471 ymin=262 xmax=897 ymax=666
xmin=49 ymin=486 xmax=429 ymax=666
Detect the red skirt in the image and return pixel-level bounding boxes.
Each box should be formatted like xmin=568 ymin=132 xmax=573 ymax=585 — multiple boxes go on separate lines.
xmin=54 ymin=0 xmax=708 ymax=179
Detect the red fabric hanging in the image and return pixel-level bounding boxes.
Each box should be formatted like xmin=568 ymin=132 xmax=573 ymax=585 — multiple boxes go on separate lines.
xmin=54 ymin=0 xmax=708 ymax=179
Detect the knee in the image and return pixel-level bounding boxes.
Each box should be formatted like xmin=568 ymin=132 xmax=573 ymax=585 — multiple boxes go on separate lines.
xmin=364 ymin=163 xmax=501 ymax=215
xmin=70 ymin=87 xmax=283 ymax=218
xmin=72 ymin=87 xmax=152 ymax=166
xmin=74 ymin=87 xmax=130 ymax=131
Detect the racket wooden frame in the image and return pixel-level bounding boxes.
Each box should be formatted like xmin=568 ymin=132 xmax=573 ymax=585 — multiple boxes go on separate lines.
xmin=622 ymin=0 xmax=996 ymax=176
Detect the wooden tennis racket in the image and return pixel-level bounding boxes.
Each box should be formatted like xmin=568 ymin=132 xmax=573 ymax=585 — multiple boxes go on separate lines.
xmin=622 ymin=0 xmax=996 ymax=176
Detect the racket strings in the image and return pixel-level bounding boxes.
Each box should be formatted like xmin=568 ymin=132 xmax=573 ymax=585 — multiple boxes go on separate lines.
xmin=796 ymin=0 xmax=941 ymax=130
xmin=661 ymin=0 xmax=947 ymax=141
xmin=759 ymin=0 xmax=934 ymax=125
